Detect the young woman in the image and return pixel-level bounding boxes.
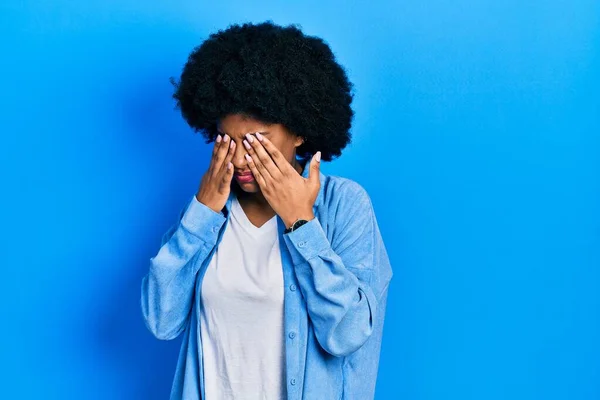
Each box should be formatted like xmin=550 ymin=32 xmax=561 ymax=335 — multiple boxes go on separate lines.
xmin=141 ymin=21 xmax=394 ymax=400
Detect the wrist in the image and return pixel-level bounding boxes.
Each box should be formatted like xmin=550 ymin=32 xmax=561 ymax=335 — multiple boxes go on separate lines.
xmin=284 ymin=213 xmax=315 ymax=230
xmin=196 ymin=193 xmax=221 ymax=214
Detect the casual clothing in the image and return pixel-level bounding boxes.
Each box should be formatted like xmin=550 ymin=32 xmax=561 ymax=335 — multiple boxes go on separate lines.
xmin=200 ymin=195 xmax=286 ymax=399
xmin=141 ymin=160 xmax=394 ymax=399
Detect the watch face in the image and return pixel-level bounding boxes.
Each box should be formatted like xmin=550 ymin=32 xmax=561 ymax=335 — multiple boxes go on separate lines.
xmin=285 ymin=219 xmax=304 ymax=232
xmin=293 ymin=220 xmax=308 ymax=229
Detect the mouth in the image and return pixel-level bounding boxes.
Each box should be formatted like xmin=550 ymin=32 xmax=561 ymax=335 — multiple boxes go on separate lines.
xmin=235 ymin=173 xmax=255 ymax=183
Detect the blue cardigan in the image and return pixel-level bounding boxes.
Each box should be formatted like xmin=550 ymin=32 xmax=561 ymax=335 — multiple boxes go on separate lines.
xmin=141 ymin=162 xmax=394 ymax=399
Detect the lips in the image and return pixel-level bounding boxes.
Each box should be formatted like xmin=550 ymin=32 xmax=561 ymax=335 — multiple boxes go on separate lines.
xmin=235 ymin=173 xmax=255 ymax=182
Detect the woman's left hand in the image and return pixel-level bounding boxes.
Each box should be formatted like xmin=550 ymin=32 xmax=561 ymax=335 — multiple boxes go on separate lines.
xmin=243 ymin=132 xmax=321 ymax=229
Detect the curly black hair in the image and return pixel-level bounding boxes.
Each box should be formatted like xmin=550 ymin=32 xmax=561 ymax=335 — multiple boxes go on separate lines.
xmin=169 ymin=20 xmax=355 ymax=162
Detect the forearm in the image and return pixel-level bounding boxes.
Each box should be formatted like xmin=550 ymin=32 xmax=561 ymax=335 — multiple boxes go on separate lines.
xmin=283 ymin=217 xmax=378 ymax=357
xmin=141 ymin=195 xmax=225 ymax=340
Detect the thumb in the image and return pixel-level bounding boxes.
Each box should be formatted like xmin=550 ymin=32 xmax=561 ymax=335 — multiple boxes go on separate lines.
xmin=309 ymin=151 xmax=321 ymax=184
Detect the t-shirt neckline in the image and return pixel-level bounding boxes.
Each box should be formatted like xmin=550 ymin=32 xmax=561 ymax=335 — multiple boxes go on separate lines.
xmin=232 ymin=195 xmax=278 ymax=236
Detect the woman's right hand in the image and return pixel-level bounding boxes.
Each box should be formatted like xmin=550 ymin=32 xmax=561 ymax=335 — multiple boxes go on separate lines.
xmin=196 ymin=134 xmax=236 ymax=214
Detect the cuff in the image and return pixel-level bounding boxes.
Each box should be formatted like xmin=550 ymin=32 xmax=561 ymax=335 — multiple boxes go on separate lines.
xmin=180 ymin=194 xmax=226 ymax=243
xmin=282 ymin=216 xmax=331 ymax=265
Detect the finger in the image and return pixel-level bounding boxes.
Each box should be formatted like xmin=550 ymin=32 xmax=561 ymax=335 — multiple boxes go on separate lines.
xmin=244 ymin=140 xmax=273 ymax=185
xmin=243 ymin=137 xmax=273 ymax=183
xmin=218 ymin=138 xmax=236 ymax=175
xmin=220 ymin=160 xmax=234 ymax=191
xmin=253 ymin=132 xmax=295 ymax=175
xmin=309 ymin=151 xmax=321 ymax=185
xmin=212 ymin=134 xmax=223 ymax=157
xmin=208 ymin=134 xmax=223 ymax=174
xmin=245 ymin=133 xmax=280 ymax=181
xmin=244 ymin=153 xmax=268 ymax=189
xmin=212 ymin=134 xmax=231 ymax=177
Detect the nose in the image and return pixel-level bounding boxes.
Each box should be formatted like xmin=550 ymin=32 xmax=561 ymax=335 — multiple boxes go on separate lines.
xmin=231 ymin=137 xmax=249 ymax=169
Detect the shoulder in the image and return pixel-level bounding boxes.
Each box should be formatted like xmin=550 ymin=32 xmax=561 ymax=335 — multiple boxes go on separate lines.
xmin=321 ymin=174 xmax=372 ymax=206
xmin=318 ymin=174 xmax=375 ymax=230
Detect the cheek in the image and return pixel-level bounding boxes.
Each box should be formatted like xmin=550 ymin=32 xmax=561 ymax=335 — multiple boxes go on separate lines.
xmin=273 ymin=143 xmax=294 ymax=160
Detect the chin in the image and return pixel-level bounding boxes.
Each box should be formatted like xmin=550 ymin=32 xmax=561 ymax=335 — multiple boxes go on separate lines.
xmin=233 ymin=179 xmax=260 ymax=193
xmin=240 ymin=183 xmax=260 ymax=193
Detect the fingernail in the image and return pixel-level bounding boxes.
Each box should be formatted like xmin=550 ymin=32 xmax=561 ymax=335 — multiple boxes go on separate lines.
xmin=316 ymin=151 xmax=321 ymax=162
xmin=245 ymin=133 xmax=254 ymax=143
xmin=223 ymin=134 xmax=229 ymax=142
xmin=245 ymin=153 xmax=252 ymax=161
xmin=243 ymin=139 xmax=251 ymax=149
xmin=216 ymin=134 xmax=222 ymax=142
xmin=255 ymin=132 xmax=263 ymax=141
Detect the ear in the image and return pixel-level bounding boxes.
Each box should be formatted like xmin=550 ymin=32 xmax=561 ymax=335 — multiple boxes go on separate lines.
xmin=294 ymin=136 xmax=305 ymax=148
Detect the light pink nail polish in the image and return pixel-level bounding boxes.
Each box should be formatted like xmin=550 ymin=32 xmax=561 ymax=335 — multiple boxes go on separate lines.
xmin=255 ymin=132 xmax=263 ymax=141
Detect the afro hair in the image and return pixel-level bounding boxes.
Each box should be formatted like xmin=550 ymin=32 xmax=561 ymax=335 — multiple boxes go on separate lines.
xmin=169 ymin=20 xmax=355 ymax=162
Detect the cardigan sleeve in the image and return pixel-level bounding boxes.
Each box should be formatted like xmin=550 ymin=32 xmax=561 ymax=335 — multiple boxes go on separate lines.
xmin=282 ymin=182 xmax=393 ymax=357
xmin=141 ymin=194 xmax=226 ymax=340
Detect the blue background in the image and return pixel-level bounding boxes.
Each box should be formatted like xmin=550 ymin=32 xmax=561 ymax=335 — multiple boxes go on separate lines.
xmin=1 ymin=1 xmax=598 ymax=399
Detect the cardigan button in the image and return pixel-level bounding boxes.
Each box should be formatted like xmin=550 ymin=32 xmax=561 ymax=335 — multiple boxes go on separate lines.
xmin=289 ymin=284 xmax=296 ymax=291
xmin=289 ymin=331 xmax=296 ymax=339
xmin=298 ymin=241 xmax=306 ymax=247
xmin=290 ymin=378 xmax=296 ymax=385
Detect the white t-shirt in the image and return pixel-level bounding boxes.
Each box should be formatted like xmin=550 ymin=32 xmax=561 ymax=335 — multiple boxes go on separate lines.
xmin=200 ymin=194 xmax=287 ymax=400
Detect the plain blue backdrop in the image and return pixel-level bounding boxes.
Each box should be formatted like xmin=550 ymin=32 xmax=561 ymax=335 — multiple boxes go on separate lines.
xmin=1 ymin=1 xmax=598 ymax=399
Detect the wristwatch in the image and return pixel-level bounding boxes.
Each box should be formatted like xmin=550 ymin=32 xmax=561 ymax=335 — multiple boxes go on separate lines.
xmin=284 ymin=218 xmax=309 ymax=234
